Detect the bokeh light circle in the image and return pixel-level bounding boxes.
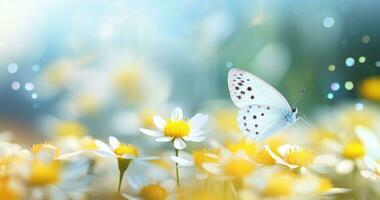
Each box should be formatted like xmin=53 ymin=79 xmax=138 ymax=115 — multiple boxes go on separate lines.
xmin=361 ymin=35 xmax=370 ymax=44
xmin=25 ymin=82 xmax=34 ymax=91
xmin=11 ymin=81 xmax=21 ymax=90
xmin=344 ymin=81 xmax=354 ymax=90
xmin=7 ymin=63 xmax=18 ymax=74
xmin=327 ymin=93 xmax=334 ymax=99
xmin=330 ymin=82 xmax=340 ymax=91
xmin=355 ymin=102 xmax=364 ymax=111
xmin=358 ymin=56 xmax=366 ymax=63
xmin=345 ymin=57 xmax=355 ymax=67
xmin=328 ymin=64 xmax=336 ymax=72
xmin=375 ymin=61 xmax=380 ymax=67
xmin=323 ymin=17 xmax=335 ymax=28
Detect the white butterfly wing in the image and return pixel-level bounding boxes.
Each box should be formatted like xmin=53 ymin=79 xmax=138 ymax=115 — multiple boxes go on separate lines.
xmin=237 ymin=104 xmax=292 ymax=140
xmin=228 ymin=68 xmax=291 ymax=111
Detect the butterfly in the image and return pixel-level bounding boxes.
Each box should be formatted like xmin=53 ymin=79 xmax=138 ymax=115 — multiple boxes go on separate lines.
xmin=228 ymin=68 xmax=304 ymax=140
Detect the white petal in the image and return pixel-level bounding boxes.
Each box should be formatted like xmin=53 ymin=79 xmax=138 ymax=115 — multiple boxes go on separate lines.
xmin=364 ymin=156 xmax=377 ymax=171
xmin=183 ymin=136 xmax=206 ymax=142
xmin=109 ymin=136 xmax=120 ymax=149
xmin=153 ymin=116 xmax=167 ymax=130
xmin=162 ymin=180 xmax=176 ymax=192
xmin=324 ymin=188 xmax=351 ymax=195
xmin=58 ymin=151 xmax=84 ymax=160
xmin=93 ymin=150 xmax=115 ymax=157
xmin=313 ymin=154 xmax=339 ymax=167
xmin=94 ymin=140 xmax=113 ymax=154
xmin=138 ymin=156 xmax=160 ymax=161
xmin=155 ymin=137 xmax=173 ymax=142
xmin=336 ymin=159 xmax=354 ymax=174
xmin=189 ymin=114 xmax=208 ymax=132
xmin=170 ymin=156 xmax=194 ymax=167
xmin=139 ymin=128 xmax=163 ymax=137
xmin=202 ymin=163 xmax=221 ymax=174
xmin=361 ymin=170 xmax=380 ymax=181
xmin=265 ymin=145 xmax=298 ymax=169
xmin=356 ymin=126 xmax=380 ymax=159
xmin=122 ymin=154 xmax=136 ymax=159
xmin=171 ymin=107 xmax=183 ymax=121
xmin=173 ymin=138 xmax=187 ymax=150
xmin=122 ymin=193 xmax=140 ymax=200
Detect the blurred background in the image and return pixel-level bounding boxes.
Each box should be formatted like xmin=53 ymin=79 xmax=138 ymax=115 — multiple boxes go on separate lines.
xmin=0 ymin=0 xmax=379 ymax=144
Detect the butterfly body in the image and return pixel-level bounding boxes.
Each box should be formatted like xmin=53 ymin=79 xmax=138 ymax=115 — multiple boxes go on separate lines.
xmin=228 ymin=68 xmax=298 ymax=140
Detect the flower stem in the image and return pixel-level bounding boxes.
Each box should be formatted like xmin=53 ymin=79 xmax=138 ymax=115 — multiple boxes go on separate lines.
xmin=117 ymin=158 xmax=131 ymax=194
xmin=175 ymin=149 xmax=180 ymax=187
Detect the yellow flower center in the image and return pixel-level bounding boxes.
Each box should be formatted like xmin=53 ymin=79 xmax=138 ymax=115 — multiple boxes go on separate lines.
xmin=318 ymin=178 xmax=333 ymax=192
xmin=342 ymin=141 xmax=365 ymax=159
xmin=284 ymin=148 xmax=314 ymax=167
xmin=226 ymin=139 xmax=257 ymax=157
xmin=139 ymin=184 xmax=167 ymax=200
xmin=192 ymin=149 xmax=219 ymax=169
xmin=263 ymin=173 xmax=294 ymax=197
xmin=114 ymin=143 xmax=139 ymax=157
xmin=224 ymin=158 xmax=255 ymax=178
xmin=56 ymin=122 xmax=86 ymax=138
xmin=253 ymin=148 xmax=276 ymax=165
xmin=80 ymin=136 xmax=98 ymax=150
xmin=31 ymin=142 xmax=60 ymax=159
xmin=0 ymin=176 xmax=19 ymax=200
xmin=163 ymin=120 xmax=190 ymax=138
xmin=28 ymin=160 xmax=61 ymax=186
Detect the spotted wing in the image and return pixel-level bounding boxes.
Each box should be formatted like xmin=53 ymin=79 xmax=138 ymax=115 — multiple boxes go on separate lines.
xmin=237 ymin=104 xmax=290 ymax=140
xmin=228 ymin=68 xmax=291 ymax=111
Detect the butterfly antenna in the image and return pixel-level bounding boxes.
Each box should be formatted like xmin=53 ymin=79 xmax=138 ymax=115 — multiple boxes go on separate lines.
xmin=292 ymin=89 xmax=306 ymax=109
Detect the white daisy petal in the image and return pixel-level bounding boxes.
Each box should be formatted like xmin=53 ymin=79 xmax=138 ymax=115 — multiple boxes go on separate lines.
xmin=58 ymin=151 xmax=84 ymax=160
xmin=314 ymin=154 xmax=339 ymax=167
xmin=173 ymin=138 xmax=187 ymax=150
xmin=364 ymin=156 xmax=377 ymax=171
xmin=356 ymin=126 xmax=380 ymax=159
xmin=109 ymin=136 xmax=120 ymax=149
xmin=202 ymin=163 xmax=222 ymax=175
xmin=155 ymin=137 xmax=173 ymax=142
xmin=361 ymin=170 xmax=380 ymax=181
xmin=324 ymin=188 xmax=351 ymax=195
xmin=171 ymin=107 xmax=183 ymax=121
xmin=183 ymin=136 xmax=206 ymax=142
xmin=93 ymin=150 xmax=115 ymax=158
xmin=122 ymin=194 xmax=139 ymax=200
xmin=139 ymin=128 xmax=163 ymax=137
xmin=189 ymin=114 xmax=208 ymax=132
xmin=162 ymin=180 xmax=176 ymax=192
xmin=265 ymin=145 xmax=298 ymax=169
xmin=153 ymin=116 xmax=167 ymax=130
xmin=138 ymin=156 xmax=160 ymax=161
xmin=336 ymin=159 xmax=354 ymax=174
xmin=94 ymin=140 xmax=113 ymax=154
xmin=170 ymin=156 xmax=194 ymax=167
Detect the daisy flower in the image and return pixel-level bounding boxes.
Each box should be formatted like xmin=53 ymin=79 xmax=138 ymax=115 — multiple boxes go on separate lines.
xmin=122 ymin=178 xmax=176 ymax=200
xmin=93 ymin=136 xmax=158 ymax=193
xmin=266 ymin=144 xmax=332 ymax=174
xmin=139 ymin=107 xmax=208 ymax=150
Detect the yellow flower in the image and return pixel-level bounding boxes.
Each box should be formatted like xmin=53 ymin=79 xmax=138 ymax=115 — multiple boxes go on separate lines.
xmin=318 ymin=178 xmax=333 ymax=192
xmin=192 ymin=148 xmax=219 ymax=169
xmin=139 ymin=184 xmax=167 ymax=200
xmin=214 ymin=109 xmax=240 ymax=134
xmin=80 ymin=136 xmax=98 ymax=150
xmin=360 ymin=76 xmax=380 ymax=101
xmin=56 ymin=121 xmax=86 ymax=138
xmin=28 ymin=160 xmax=61 ymax=186
xmin=223 ymin=157 xmax=255 ymax=178
xmin=263 ymin=173 xmax=295 ymax=197
xmin=0 ymin=176 xmax=19 ymax=200
xmin=226 ymin=139 xmax=257 ymax=157
xmin=284 ymin=148 xmax=314 ymax=167
xmin=163 ymin=120 xmax=190 ymax=138
xmin=31 ymin=142 xmax=60 ymax=159
xmin=114 ymin=143 xmax=139 ymax=157
xmin=342 ymin=140 xmax=365 ymax=159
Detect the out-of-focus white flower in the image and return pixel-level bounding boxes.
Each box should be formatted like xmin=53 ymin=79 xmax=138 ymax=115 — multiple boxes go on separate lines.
xmin=203 ymin=149 xmax=255 ymax=179
xmin=361 ymin=156 xmax=380 ymax=182
xmin=140 ymin=107 xmax=208 ymax=150
xmin=94 ymin=136 xmax=158 ymax=161
xmin=122 ymin=178 xmax=176 ymax=200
